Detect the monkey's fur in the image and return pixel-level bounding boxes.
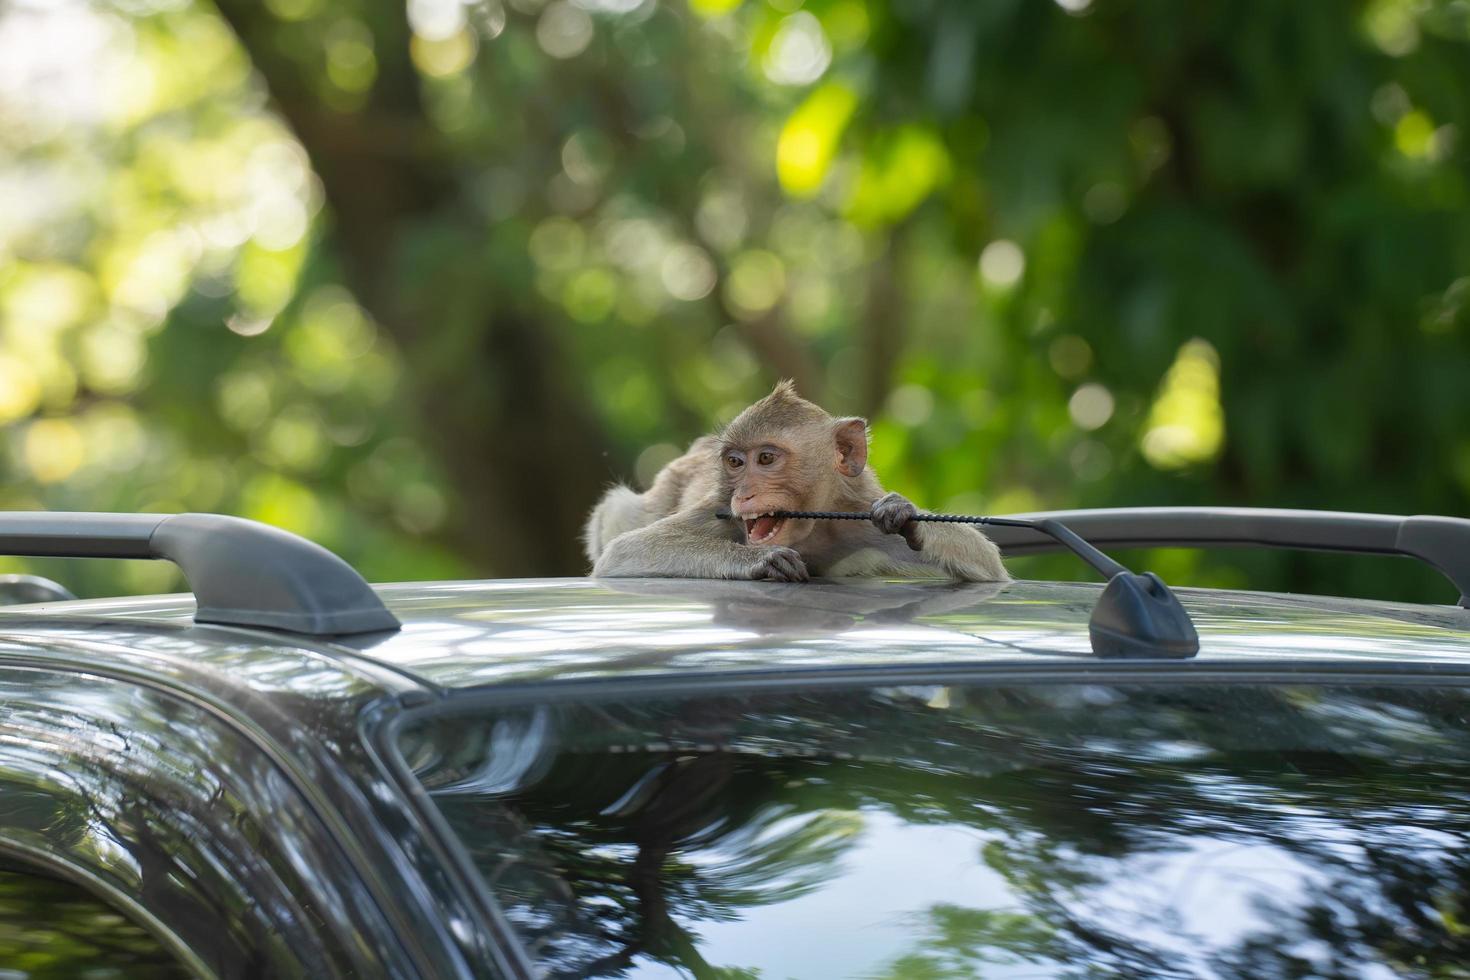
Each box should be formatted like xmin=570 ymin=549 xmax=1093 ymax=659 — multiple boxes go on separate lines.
xmin=584 ymin=381 xmax=1009 ymax=582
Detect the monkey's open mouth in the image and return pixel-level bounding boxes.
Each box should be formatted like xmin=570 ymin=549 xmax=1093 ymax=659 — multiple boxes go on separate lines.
xmin=744 ymin=514 xmax=786 ymax=544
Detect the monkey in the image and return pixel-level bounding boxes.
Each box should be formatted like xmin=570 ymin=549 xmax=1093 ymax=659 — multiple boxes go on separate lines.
xmin=584 ymin=381 xmax=1009 ymax=583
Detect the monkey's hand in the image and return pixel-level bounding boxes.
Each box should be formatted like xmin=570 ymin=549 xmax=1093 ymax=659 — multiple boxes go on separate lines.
xmin=747 ymin=546 xmax=810 ymax=582
xmin=871 ymin=492 xmax=923 ymax=551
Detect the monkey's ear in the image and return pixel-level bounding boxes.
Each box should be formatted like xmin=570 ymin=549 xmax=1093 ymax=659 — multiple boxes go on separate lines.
xmin=833 ymin=417 xmax=868 ymax=477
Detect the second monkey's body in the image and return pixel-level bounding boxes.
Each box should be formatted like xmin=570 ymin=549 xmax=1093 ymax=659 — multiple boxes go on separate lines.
xmin=585 ymin=382 xmax=1008 ymax=582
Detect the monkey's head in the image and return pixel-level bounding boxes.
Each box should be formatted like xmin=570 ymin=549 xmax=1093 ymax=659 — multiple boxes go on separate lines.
xmin=718 ymin=380 xmax=869 ymax=549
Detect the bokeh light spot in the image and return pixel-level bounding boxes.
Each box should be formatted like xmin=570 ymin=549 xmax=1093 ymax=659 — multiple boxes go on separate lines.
xmin=537 ymin=3 xmax=594 ymax=59
xmin=698 ymin=328 xmax=759 ymax=393
xmin=0 ymin=355 xmax=41 ymax=424
xmin=824 ymin=0 xmax=870 ymax=51
xmin=412 ymin=28 xmax=478 ymax=77
xmin=725 ymin=250 xmax=786 ymax=318
xmin=235 ymin=239 xmax=306 ymax=316
xmin=695 ymin=185 xmax=749 ymax=252
xmin=565 ymin=268 xmax=620 ymax=321
xmin=242 ymin=473 xmax=324 ymax=539
xmin=264 ymin=0 xmax=325 ymax=20
xmin=261 ymin=405 xmax=330 ymax=471
xmin=1083 ymin=182 xmax=1127 ymax=224
xmin=660 ymin=245 xmax=717 ymax=302
xmin=409 ymin=0 xmax=468 ymax=41
xmin=604 ymin=218 xmax=663 ymax=271
xmin=1068 ymin=383 xmax=1115 ymax=431
xmin=763 ymin=12 xmax=831 ymax=86
xmin=886 ymin=384 xmax=935 ymax=427
xmin=1370 ymin=83 xmax=1410 ymax=126
xmin=1141 ymin=338 xmax=1224 ymax=469
xmin=777 ymin=82 xmax=858 ymax=197
xmin=105 ymin=230 xmax=199 ymax=320
xmin=848 ymin=126 xmax=951 ymax=226
xmin=1070 ymin=440 xmax=1113 ymax=482
xmin=227 ymin=315 xmax=274 ymax=337
xmin=394 ymin=482 xmax=447 ymax=533
xmin=978 ymin=239 xmax=1025 ymax=289
xmin=80 ymin=404 xmax=147 ymax=474
xmin=286 ymin=289 xmax=378 ymax=393
xmin=216 ymin=370 xmax=274 ymax=432
xmin=324 ymin=19 xmax=378 ymax=94
xmin=24 ymin=418 xmax=85 ymax=483
xmin=689 ymin=0 xmax=741 ymax=15
xmin=1363 ymin=0 xmax=1420 ymax=56
xmin=561 ymin=131 xmax=611 ymax=187
xmin=79 ymin=323 xmax=146 ymax=395
xmin=3 ymin=265 xmax=95 ymax=336
xmin=1048 ymin=335 xmax=1093 ymax=379
xmin=530 ymin=217 xmax=587 ymax=270
xmin=1395 ymin=110 xmax=1435 ymax=158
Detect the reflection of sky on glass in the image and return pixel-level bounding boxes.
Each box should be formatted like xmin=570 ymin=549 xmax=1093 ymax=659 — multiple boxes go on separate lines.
xmin=672 ymin=810 xmax=1015 ymax=979
xmin=1089 ymin=838 xmax=1318 ymax=975
xmin=621 ymin=810 xmax=1378 ymax=978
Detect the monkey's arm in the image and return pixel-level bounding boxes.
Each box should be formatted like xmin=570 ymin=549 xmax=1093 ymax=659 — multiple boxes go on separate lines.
xmin=911 ymin=522 xmax=1010 ymax=581
xmin=871 ymin=492 xmax=1010 ymax=583
xmin=583 ymin=436 xmax=726 ymax=564
xmin=593 ymin=507 xmax=809 ymax=581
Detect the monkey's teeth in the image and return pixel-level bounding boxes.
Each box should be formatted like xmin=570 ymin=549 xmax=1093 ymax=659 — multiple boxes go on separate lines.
xmin=745 ymin=514 xmax=785 ymax=544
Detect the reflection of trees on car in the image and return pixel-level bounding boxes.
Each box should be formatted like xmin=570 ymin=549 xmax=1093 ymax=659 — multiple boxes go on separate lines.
xmin=0 ymin=869 xmax=193 ymax=975
xmin=415 ymin=683 xmax=1470 ymax=977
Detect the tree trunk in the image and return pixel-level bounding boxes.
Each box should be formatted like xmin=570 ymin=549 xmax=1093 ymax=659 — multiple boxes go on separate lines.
xmin=211 ymin=0 xmax=610 ymax=576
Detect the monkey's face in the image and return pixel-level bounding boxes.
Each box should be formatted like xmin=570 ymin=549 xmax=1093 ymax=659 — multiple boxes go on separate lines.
xmin=721 ymin=439 xmax=819 ymax=549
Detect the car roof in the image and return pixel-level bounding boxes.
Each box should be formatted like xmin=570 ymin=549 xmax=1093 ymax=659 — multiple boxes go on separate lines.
xmin=8 ymin=578 xmax=1470 ymax=693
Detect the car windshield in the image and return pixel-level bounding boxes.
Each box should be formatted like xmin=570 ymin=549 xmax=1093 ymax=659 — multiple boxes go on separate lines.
xmin=397 ymin=680 xmax=1470 ymax=977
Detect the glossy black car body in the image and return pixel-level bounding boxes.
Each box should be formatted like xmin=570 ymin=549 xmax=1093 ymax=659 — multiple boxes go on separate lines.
xmin=2 ymin=569 xmax=1470 ymax=977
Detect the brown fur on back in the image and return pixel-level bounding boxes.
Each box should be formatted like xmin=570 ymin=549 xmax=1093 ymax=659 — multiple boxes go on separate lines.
xmin=582 ymin=436 xmax=725 ymax=562
xmin=644 ymin=435 xmax=723 ymax=514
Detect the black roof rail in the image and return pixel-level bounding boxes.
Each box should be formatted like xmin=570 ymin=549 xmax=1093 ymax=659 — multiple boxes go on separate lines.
xmin=0 ymin=512 xmax=400 ymax=636
xmin=986 ymin=507 xmax=1470 ymax=609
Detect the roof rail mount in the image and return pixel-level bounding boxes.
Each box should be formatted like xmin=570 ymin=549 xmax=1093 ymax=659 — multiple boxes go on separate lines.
xmin=0 ymin=512 xmax=400 ymax=636
xmin=986 ymin=507 xmax=1470 ymax=609
xmin=1089 ymin=571 xmax=1200 ymax=659
xmin=980 ymin=516 xmax=1200 ymax=659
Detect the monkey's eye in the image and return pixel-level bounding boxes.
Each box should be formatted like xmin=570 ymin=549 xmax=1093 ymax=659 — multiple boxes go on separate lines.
xmin=726 ymin=454 xmax=744 ymax=469
xmin=757 ymin=451 xmax=776 ymax=466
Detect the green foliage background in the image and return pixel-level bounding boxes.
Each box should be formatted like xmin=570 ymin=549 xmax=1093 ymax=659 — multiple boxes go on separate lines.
xmin=0 ymin=0 xmax=1467 ymax=600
